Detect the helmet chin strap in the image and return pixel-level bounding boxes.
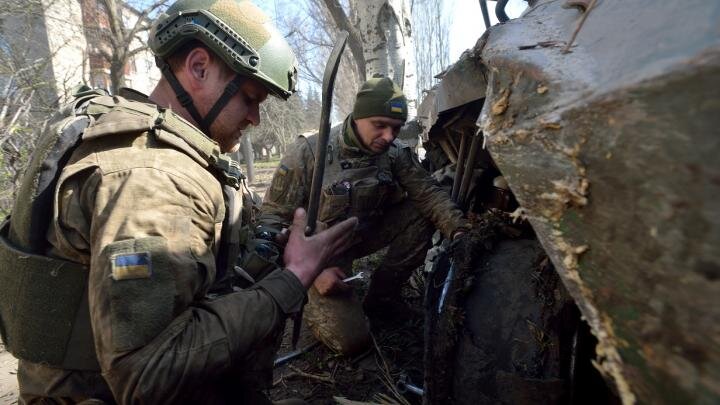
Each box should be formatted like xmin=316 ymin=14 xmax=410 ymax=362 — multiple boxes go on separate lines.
xmin=158 ymin=59 xmax=245 ymax=136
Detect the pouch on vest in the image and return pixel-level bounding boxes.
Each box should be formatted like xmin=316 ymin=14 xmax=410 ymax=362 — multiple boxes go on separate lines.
xmin=319 ymin=182 xmax=351 ymax=225
xmin=350 ymin=177 xmax=385 ymax=215
xmin=0 ymin=219 xmax=98 ymax=370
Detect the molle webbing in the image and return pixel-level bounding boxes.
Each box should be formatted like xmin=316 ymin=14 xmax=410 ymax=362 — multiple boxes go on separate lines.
xmin=83 ymin=96 xmax=242 ymax=189
xmin=0 ymin=89 xmax=102 ymax=370
xmin=0 ymin=220 xmax=98 ymax=370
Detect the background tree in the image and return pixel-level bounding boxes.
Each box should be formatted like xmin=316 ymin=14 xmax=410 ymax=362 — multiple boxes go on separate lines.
xmin=272 ymin=0 xmax=361 ymax=118
xmin=412 ymin=0 xmax=452 ymax=105
xmin=246 ymin=91 xmax=321 ymax=160
xmin=83 ymin=0 xmax=168 ymax=93
xmin=1 ymin=0 xmax=90 ymax=215
xmin=269 ymin=0 xmax=417 ymax=118
xmin=320 ymin=0 xmax=418 ymax=117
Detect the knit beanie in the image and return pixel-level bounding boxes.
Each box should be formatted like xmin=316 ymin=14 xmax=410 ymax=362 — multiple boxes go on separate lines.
xmin=352 ymin=77 xmax=408 ymax=122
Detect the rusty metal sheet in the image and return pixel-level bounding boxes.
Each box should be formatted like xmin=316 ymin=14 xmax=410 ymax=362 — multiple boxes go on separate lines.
xmin=475 ymin=0 xmax=720 ymax=403
xmin=417 ymin=36 xmax=488 ymax=140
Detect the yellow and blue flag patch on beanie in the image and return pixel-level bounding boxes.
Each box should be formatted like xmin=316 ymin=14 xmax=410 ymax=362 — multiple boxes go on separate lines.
xmin=111 ymin=252 xmax=152 ymax=280
xmin=390 ymin=100 xmax=405 ymax=114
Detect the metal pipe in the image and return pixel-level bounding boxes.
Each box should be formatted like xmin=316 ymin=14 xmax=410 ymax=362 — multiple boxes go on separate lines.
xmin=451 ymin=130 xmax=469 ymax=202
xmin=568 ymin=326 xmax=580 ymax=404
xmin=479 ymin=0 xmax=491 ymax=29
xmin=457 ymin=131 xmax=483 ymax=209
xmin=398 ymin=382 xmax=424 ymax=396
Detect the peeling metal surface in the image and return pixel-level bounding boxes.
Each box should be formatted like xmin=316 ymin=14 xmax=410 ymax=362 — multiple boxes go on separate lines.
xmin=417 ymin=35 xmax=488 ymax=139
xmin=422 ymin=0 xmax=720 ymax=403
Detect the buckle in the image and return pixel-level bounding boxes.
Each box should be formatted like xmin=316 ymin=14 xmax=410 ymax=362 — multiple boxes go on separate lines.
xmin=214 ymin=155 xmax=245 ymax=189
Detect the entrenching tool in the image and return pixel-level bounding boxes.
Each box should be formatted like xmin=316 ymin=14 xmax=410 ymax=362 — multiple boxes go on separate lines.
xmin=305 ymin=31 xmax=349 ymax=235
xmin=289 ymin=31 xmax=348 ymax=351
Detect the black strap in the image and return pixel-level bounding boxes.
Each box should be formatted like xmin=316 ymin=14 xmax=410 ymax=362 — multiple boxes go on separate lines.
xmin=203 ymin=74 xmax=244 ymax=130
xmin=158 ymin=59 xmax=245 ymax=138
xmin=211 ymin=184 xmax=242 ymax=293
xmin=159 ymin=62 xmax=207 ymax=132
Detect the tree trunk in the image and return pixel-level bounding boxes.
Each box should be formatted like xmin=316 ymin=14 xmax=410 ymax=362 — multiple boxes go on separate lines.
xmin=110 ymin=58 xmax=125 ymax=94
xmin=322 ymin=0 xmax=417 ymax=117
xmin=412 ymin=0 xmax=451 ymax=106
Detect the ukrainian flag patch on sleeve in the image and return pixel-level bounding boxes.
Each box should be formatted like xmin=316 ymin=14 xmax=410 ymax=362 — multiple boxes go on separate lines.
xmin=390 ymin=100 xmax=404 ymax=113
xmin=278 ymin=164 xmax=289 ymax=176
xmin=111 ymin=252 xmax=152 ymax=280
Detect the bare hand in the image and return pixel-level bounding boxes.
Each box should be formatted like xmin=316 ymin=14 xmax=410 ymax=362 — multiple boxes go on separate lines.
xmin=314 ymin=267 xmax=351 ymax=296
xmin=284 ymin=208 xmax=357 ymax=288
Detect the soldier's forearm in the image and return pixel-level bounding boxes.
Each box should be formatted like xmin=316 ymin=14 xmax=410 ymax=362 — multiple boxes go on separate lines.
xmin=101 ymin=270 xmax=304 ymax=402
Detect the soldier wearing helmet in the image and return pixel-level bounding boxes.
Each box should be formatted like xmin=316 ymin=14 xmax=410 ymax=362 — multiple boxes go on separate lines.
xmin=259 ymin=77 xmax=470 ymax=355
xmin=1 ymin=0 xmax=357 ymax=403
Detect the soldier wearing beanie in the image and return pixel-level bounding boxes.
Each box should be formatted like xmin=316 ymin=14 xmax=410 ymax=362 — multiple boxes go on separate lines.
xmin=261 ymin=77 xmax=470 ymax=355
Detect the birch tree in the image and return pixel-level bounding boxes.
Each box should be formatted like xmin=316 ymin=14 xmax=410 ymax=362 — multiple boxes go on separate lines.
xmin=274 ymin=0 xmax=360 ymax=117
xmin=412 ymin=0 xmax=451 ymax=103
xmin=322 ymin=0 xmax=418 ymax=118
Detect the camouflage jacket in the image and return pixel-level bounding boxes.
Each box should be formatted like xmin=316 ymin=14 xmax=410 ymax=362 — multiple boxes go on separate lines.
xmin=261 ymin=115 xmax=469 ymax=238
xmin=15 ymin=93 xmax=304 ymax=403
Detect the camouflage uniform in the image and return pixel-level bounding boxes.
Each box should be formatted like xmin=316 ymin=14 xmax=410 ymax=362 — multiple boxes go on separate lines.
xmin=0 ymin=0 xmax=306 ymax=401
xmin=11 ymin=93 xmax=304 ymax=404
xmin=261 ymin=115 xmax=469 ymax=353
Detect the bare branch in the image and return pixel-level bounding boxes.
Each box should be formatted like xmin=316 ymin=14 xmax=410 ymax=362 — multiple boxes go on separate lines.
xmin=320 ymin=0 xmax=366 ymax=81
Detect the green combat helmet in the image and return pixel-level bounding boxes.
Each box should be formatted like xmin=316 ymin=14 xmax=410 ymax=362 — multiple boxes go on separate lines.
xmin=149 ymin=0 xmax=298 ymax=133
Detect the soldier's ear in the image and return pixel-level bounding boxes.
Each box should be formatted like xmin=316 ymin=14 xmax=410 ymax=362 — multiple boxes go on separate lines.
xmin=185 ymin=47 xmax=212 ymax=83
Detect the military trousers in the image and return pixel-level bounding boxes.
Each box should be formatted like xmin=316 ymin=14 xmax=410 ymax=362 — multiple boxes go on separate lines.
xmin=303 ymin=198 xmax=434 ymax=355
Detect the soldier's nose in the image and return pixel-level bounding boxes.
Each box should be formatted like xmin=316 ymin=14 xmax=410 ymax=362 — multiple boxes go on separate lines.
xmin=247 ymin=103 xmax=260 ymax=126
xmin=381 ymin=129 xmax=395 ymax=142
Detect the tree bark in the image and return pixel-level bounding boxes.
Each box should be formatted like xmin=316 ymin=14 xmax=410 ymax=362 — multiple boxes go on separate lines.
xmin=322 ymin=0 xmax=417 ymax=118
xmin=322 ymin=0 xmax=366 ymax=83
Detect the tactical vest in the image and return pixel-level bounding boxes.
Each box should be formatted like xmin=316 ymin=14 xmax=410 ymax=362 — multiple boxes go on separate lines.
xmin=0 ymin=88 xmax=243 ymax=370
xmin=304 ymin=125 xmax=407 ymax=226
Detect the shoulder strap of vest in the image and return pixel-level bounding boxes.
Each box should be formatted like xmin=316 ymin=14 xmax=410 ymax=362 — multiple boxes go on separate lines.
xmin=81 ymin=95 xmax=243 ymax=189
xmin=298 ymin=124 xmax=343 ymax=167
xmin=383 ymin=138 xmax=410 ymax=170
xmin=298 ymin=132 xmax=318 ymax=162
xmin=7 ymin=87 xmax=107 ymax=251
